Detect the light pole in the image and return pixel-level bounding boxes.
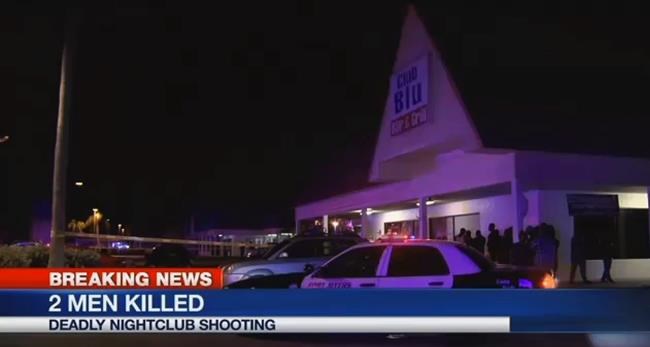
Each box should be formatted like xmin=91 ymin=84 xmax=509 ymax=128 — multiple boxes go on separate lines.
xmin=48 ymin=11 xmax=79 ymax=267
xmin=93 ymin=208 xmax=99 ymax=248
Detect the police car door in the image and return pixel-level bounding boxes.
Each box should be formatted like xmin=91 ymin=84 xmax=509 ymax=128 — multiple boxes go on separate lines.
xmin=302 ymin=246 xmax=387 ymax=289
xmin=378 ymin=245 xmax=453 ymax=288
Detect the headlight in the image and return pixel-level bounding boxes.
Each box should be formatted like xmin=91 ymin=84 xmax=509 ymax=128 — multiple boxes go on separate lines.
xmin=223 ymin=265 xmax=234 ymax=273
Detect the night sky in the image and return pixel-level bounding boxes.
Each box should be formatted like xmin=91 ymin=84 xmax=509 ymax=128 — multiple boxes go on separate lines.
xmin=1 ymin=1 xmax=405 ymax=240
xmin=2 ymin=1 xmax=649 ymax=241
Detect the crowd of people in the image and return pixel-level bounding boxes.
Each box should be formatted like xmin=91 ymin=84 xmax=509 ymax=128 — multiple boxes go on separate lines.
xmin=458 ymin=222 xmax=559 ymax=271
xmin=457 ymin=222 xmax=616 ymax=284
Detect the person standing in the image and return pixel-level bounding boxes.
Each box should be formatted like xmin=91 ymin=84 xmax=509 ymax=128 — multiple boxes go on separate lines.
xmin=522 ymin=228 xmax=536 ymax=265
xmin=463 ymin=229 xmax=473 ymax=247
xmin=510 ymin=230 xmax=534 ymax=266
xmin=532 ymin=226 xmax=556 ymax=271
xmin=548 ymin=225 xmax=560 ymax=275
xmin=600 ymin=235 xmax=615 ymax=283
xmin=499 ymin=227 xmax=514 ymax=264
xmin=487 ymin=223 xmax=501 ymax=262
xmin=457 ymin=228 xmax=467 ymax=242
xmin=570 ymin=234 xmax=591 ymax=284
xmin=473 ymin=230 xmax=486 ymax=254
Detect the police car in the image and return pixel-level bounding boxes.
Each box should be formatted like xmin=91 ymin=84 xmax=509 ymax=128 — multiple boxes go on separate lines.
xmin=300 ymin=239 xmax=557 ymax=289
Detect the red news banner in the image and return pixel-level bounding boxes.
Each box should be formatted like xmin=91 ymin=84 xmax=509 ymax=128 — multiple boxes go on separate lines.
xmin=0 ymin=268 xmax=224 ymax=289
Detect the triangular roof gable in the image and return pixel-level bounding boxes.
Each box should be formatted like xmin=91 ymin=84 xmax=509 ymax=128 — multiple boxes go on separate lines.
xmin=369 ymin=5 xmax=482 ymax=182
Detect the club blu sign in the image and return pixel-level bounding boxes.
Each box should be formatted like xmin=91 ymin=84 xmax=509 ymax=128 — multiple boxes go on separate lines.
xmin=390 ymin=56 xmax=429 ymax=136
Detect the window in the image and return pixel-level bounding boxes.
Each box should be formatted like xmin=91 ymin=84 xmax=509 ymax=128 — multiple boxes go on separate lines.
xmin=387 ymin=246 xmax=449 ymax=276
xmin=265 ymin=239 xmax=291 ymax=259
xmin=279 ymin=238 xmax=359 ymax=258
xmin=384 ymin=220 xmax=418 ymax=237
xmin=574 ymin=209 xmax=650 ymax=259
xmin=281 ymin=239 xmax=322 ymax=258
xmin=320 ymin=239 xmax=358 ymax=257
xmin=618 ymin=209 xmax=650 ymax=258
xmin=318 ymin=246 xmax=386 ymax=278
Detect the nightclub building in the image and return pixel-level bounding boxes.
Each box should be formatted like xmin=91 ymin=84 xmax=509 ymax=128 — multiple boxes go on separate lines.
xmin=295 ymin=5 xmax=650 ymax=282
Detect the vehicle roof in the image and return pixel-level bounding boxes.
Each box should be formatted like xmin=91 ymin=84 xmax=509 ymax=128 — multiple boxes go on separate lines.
xmin=290 ymin=234 xmax=366 ymax=240
xmin=353 ymin=239 xmax=462 ymax=248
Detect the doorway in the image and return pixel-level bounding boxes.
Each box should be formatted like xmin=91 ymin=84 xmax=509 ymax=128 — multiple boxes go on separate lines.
xmin=429 ymin=217 xmax=452 ymax=240
xmin=574 ymin=215 xmax=618 ymax=260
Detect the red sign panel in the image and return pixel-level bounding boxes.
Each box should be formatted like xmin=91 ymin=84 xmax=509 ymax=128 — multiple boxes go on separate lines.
xmin=390 ymin=106 xmax=427 ymax=136
xmin=0 ymin=268 xmax=224 ymax=289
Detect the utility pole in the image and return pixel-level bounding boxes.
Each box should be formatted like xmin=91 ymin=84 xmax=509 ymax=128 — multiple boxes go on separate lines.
xmin=48 ymin=12 xmax=78 ymax=267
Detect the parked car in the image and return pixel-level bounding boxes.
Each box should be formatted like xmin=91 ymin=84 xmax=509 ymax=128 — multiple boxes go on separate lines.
xmin=11 ymin=241 xmax=43 ymax=247
xmin=222 ymin=234 xmax=366 ymax=286
xmin=227 ymin=240 xmax=556 ymax=289
xmin=146 ymin=244 xmax=192 ymax=267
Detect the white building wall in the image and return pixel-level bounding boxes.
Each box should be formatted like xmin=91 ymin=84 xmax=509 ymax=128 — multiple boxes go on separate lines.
xmin=537 ymin=190 xmax=650 ymax=282
xmin=523 ymin=190 xmax=542 ymax=228
xmin=297 ymin=152 xmax=515 ymax=221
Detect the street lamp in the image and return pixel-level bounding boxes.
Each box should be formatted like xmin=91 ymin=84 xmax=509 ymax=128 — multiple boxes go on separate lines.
xmin=74 ymin=181 xmax=84 ymax=187
xmin=0 ymin=135 xmax=8 ymax=143
xmin=331 ymin=220 xmax=339 ymax=233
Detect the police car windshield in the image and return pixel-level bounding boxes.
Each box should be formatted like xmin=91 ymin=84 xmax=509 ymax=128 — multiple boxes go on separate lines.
xmin=263 ymin=239 xmax=291 ymax=259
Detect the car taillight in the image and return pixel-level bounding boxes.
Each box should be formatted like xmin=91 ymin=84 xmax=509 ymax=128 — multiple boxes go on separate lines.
xmin=541 ymin=273 xmax=557 ymax=289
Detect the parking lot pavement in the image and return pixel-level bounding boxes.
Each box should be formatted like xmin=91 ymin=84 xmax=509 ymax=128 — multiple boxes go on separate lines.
xmin=0 ymin=333 xmax=608 ymax=347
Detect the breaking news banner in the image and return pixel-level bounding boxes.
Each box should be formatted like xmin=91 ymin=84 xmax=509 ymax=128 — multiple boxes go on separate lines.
xmin=0 ymin=317 xmax=508 ymax=334
xmin=0 ymin=269 xmax=648 ymax=333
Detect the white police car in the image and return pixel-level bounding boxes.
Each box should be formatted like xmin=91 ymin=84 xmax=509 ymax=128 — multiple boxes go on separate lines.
xmin=300 ymin=239 xmax=557 ymax=289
